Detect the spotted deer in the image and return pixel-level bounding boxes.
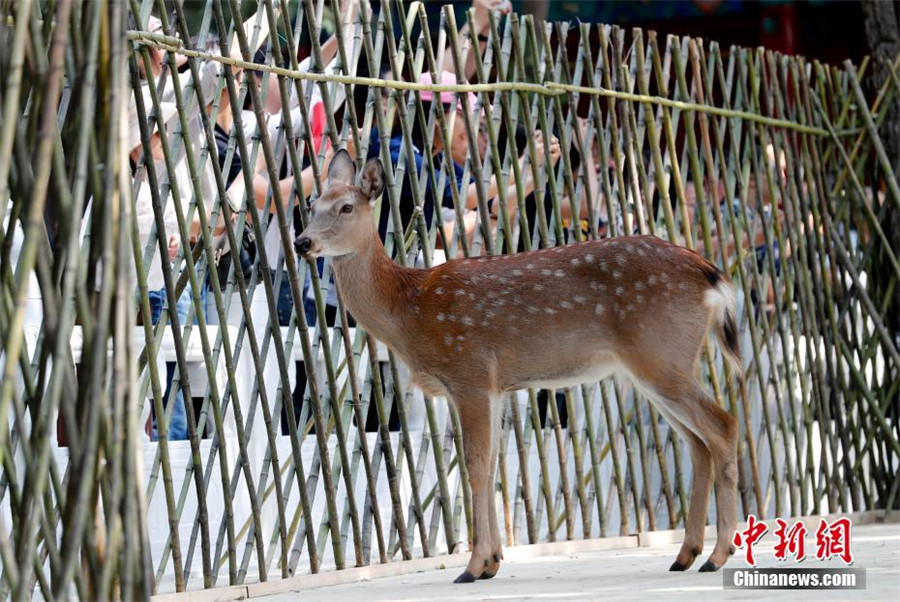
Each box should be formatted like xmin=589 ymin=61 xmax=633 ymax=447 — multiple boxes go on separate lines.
xmin=295 ymin=150 xmax=741 ymax=582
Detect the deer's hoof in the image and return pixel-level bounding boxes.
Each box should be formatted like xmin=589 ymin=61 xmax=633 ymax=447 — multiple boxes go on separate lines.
xmin=454 ymin=571 xmax=477 ymax=584
xmin=479 ymin=571 xmax=496 ymax=580
xmin=698 ymin=560 xmax=720 ymax=573
xmin=669 ymin=560 xmax=688 ymax=572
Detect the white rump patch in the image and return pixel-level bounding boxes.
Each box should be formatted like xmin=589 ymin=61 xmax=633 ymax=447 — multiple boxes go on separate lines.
xmin=704 ymin=279 xmax=736 ymax=325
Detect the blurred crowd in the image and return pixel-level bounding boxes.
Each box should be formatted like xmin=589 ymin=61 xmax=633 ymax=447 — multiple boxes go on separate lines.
xmin=129 ymin=0 xmax=793 ymax=440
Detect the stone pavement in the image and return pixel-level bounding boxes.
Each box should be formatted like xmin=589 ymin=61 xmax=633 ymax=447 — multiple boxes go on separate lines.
xmin=259 ymin=522 xmax=899 ymax=602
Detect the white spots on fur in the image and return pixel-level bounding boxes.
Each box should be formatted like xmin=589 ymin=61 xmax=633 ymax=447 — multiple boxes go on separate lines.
xmin=560 ymin=301 xmax=573 ymax=309
xmin=541 ymin=269 xmax=553 ymax=276
xmin=413 ymin=305 xmax=420 ymax=315
xmin=512 ymin=269 xmax=524 ymax=277
xmin=477 ymin=257 xmax=488 ymax=263
xmin=527 ymin=306 xmax=539 ymax=314
xmin=648 ymin=274 xmax=658 ymax=286
xmin=526 ymin=263 xmax=536 ymax=270
xmin=468 ymin=292 xmax=476 ymax=301
xmin=498 ymin=277 xmax=509 ymax=285
xmin=448 ymin=314 xmax=458 ymax=322
xmin=589 ymin=281 xmax=606 ymax=292
xmin=679 ymin=282 xmax=688 ymax=291
xmin=594 ymin=303 xmax=605 ymax=315
xmin=545 ymin=308 xmax=557 ymax=315
xmin=574 ymin=295 xmax=587 ymax=304
xmin=434 ymin=287 xmax=444 ymax=295
xmin=612 ymin=270 xmax=622 ymax=280
xmin=636 ymin=294 xmax=644 ymax=304
xmin=636 ymin=247 xmax=647 ymax=257
xmin=436 ymin=312 xmax=445 ymax=321
xmin=533 ymin=284 xmax=544 ymax=292
xmin=554 ymin=269 xmax=565 ymax=277
xmin=626 ymin=304 xmax=634 ymax=313
xmin=444 ymin=334 xmax=453 ymax=346
xmin=615 ymin=254 xmax=626 ymax=265
xmin=615 ymin=286 xmax=625 ymax=296
xmin=571 ymin=257 xmax=581 ymax=266
xmin=485 ymin=310 xmax=497 ymax=319
xmin=634 ymin=281 xmax=645 ymax=291
xmin=584 ymin=253 xmax=595 ymax=264
xmin=455 ymin=289 xmax=466 ymax=297
xmin=554 ymin=247 xmax=565 ymax=253
xmin=461 ymin=316 xmax=474 ymax=326
xmin=618 ymin=309 xmax=627 ymax=320
xmin=600 ymin=260 xmax=609 ymax=272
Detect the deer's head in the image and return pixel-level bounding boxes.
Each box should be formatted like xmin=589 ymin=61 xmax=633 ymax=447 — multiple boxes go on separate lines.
xmin=294 ymin=149 xmax=384 ymax=258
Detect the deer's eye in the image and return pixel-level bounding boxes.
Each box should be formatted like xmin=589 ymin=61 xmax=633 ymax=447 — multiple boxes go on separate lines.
xmin=340 ymin=204 xmax=354 ymax=214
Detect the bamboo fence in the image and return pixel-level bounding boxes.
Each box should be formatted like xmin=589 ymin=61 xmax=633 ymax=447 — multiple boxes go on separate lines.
xmin=0 ymin=0 xmax=898 ymax=599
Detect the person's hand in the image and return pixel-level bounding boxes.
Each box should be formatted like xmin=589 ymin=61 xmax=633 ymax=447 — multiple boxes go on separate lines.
xmin=167 ymin=234 xmax=180 ymax=262
xmin=530 ymin=132 xmax=546 ymax=165
xmin=472 ymin=0 xmax=512 ymax=34
xmin=546 ymin=135 xmax=561 ymax=165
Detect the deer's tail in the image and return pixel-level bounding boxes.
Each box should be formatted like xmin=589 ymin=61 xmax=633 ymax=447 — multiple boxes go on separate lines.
xmin=701 ymin=264 xmax=743 ymax=380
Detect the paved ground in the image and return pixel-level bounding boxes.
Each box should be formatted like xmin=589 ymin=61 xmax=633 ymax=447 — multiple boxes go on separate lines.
xmin=262 ymin=522 xmax=900 ymax=602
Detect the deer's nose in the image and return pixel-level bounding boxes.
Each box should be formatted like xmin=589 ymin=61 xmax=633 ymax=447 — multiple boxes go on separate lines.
xmin=294 ymin=236 xmax=312 ymax=255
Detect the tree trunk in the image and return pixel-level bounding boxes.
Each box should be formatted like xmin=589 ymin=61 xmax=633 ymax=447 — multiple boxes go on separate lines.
xmin=861 ymin=0 xmax=900 ymax=340
xmin=860 ymin=0 xmax=900 ymax=509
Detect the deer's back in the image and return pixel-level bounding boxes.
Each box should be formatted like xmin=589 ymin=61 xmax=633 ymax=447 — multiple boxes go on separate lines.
xmin=403 ymin=236 xmax=722 ymax=392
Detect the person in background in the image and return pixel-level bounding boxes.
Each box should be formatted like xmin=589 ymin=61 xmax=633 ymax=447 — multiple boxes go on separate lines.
xmin=129 ymin=85 xmax=198 ymax=442
xmin=370 ymin=70 xmax=556 ymax=254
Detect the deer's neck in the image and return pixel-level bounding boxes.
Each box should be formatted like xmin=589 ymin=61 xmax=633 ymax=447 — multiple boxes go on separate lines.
xmin=331 ymin=234 xmax=422 ymax=345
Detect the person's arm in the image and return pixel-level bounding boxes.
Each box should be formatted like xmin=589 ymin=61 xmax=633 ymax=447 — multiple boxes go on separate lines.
xmin=441 ymin=0 xmax=512 ymax=79
xmin=227 ymin=146 xmax=333 ymax=213
xmin=466 ymin=132 xmax=557 ymax=212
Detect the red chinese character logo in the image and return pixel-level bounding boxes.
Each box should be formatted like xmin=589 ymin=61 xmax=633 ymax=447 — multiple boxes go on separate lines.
xmin=773 ymin=518 xmax=807 ymax=562
xmin=815 ymin=517 xmax=853 ymax=565
xmin=733 ymin=514 xmax=768 ymax=566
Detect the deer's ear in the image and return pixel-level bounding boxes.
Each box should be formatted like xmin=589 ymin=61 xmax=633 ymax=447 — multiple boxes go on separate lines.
xmin=327 ymin=149 xmax=356 ymax=187
xmin=360 ymin=158 xmax=384 ymax=203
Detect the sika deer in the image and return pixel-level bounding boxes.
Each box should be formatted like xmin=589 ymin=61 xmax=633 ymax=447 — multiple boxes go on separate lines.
xmin=295 ymin=150 xmax=741 ymax=582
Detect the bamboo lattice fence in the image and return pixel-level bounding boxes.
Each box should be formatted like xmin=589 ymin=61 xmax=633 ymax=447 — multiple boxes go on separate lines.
xmin=0 ymin=0 xmax=898 ymax=599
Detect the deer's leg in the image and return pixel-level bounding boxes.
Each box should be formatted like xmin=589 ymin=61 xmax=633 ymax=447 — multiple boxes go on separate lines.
xmin=481 ymin=398 xmax=504 ymax=579
xmin=453 ymin=390 xmax=500 ymax=583
xmin=644 ymin=376 xmax=739 ymax=572
xmin=703 ymin=403 xmax=739 ymax=571
xmin=669 ymin=428 xmax=713 ymax=571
